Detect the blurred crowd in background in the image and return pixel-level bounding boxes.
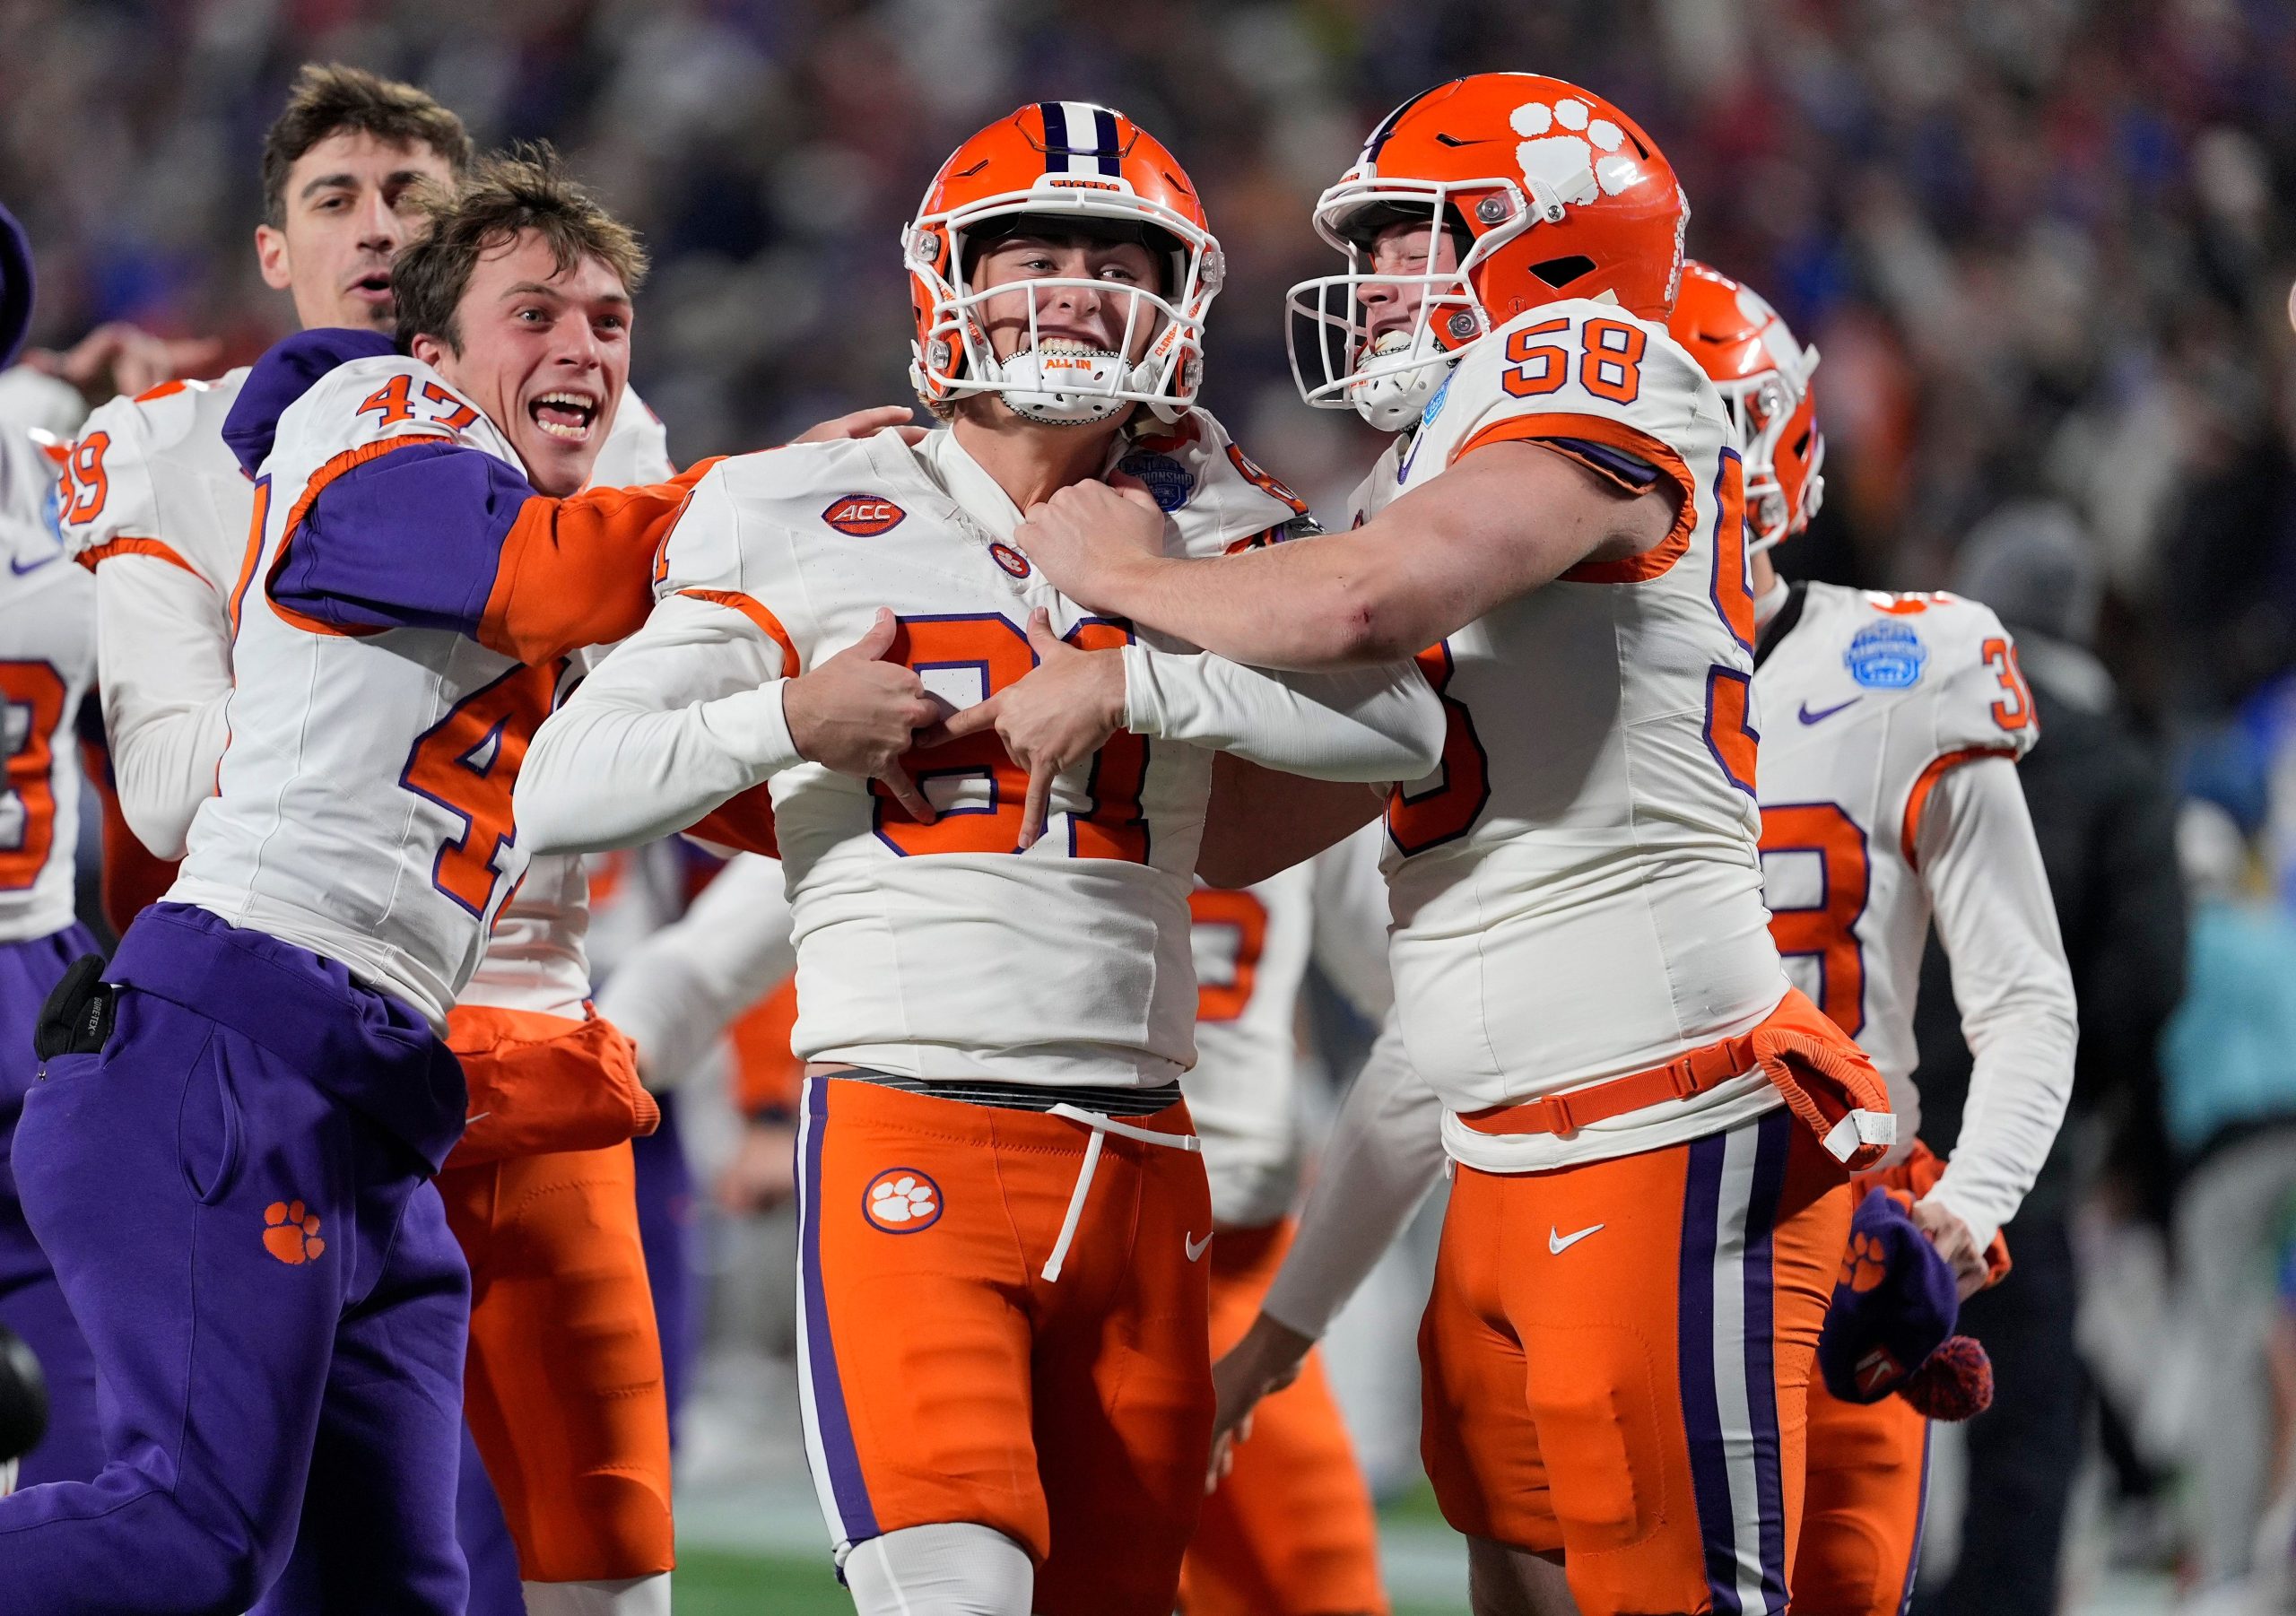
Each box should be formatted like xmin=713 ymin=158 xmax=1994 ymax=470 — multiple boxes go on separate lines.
xmin=9 ymin=0 xmax=2296 ymax=1609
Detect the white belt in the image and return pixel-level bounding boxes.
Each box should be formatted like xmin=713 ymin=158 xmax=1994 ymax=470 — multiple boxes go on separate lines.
xmin=1040 ymin=1103 xmax=1201 ymax=1282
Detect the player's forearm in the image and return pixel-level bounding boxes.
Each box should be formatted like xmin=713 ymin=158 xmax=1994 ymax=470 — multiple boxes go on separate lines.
xmin=105 ymin=698 xmax=230 ymax=859
xmin=1918 ymin=756 xmax=2079 ymax=1247
xmin=1123 ymin=645 xmax=1443 ymax=781
xmin=1259 ymin=1018 xmax=1448 ymax=1340
xmin=519 ymin=685 xmax=797 ymax=856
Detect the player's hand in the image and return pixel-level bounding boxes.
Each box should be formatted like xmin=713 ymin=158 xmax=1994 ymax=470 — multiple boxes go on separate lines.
xmin=1910 ymin=1195 xmax=1988 ymax=1300
xmin=1205 ymin=1311 xmax=1313 ymax=1492
xmin=784 ymin=608 xmax=940 ymax=822
xmin=789 ymin=404 xmax=927 ymax=447
xmin=920 ymin=607 xmax=1124 ymax=850
xmin=1013 ymin=479 xmax=1167 ymax=613
xmin=717 ymin=1117 xmax=800 ymax=1215
xmin=23 ymin=323 xmax=222 ymax=406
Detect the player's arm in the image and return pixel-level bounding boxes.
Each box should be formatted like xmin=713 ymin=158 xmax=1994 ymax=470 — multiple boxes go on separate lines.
xmin=1212 ymin=1017 xmax=1446 ymax=1463
xmin=91 ymin=555 xmax=231 ymax=857
xmin=1196 ymin=758 xmax=1385 ymax=889
xmin=518 ymin=595 xmax=937 ymax=856
xmin=928 ymin=604 xmax=1443 ymax=849
xmin=593 ymin=853 xmax=796 ymax=1090
xmin=1018 ymin=439 xmax=1677 ymax=671
xmin=1915 ymin=753 xmax=2079 ymax=1285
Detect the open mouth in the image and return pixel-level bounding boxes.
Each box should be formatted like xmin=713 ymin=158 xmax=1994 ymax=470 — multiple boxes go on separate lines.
xmin=529 ymin=390 xmax=600 ymax=443
xmin=347 ymin=271 xmax=393 ymax=303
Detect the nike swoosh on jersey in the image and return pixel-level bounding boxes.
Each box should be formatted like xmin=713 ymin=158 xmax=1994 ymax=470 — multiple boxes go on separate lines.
xmin=1184 ymin=1231 xmax=1212 ymax=1262
xmin=8 ymin=549 xmax=59 ymax=577
xmin=1797 ymin=698 xmax=1860 ymax=725
xmin=1548 ymin=1222 xmax=1604 ymax=1255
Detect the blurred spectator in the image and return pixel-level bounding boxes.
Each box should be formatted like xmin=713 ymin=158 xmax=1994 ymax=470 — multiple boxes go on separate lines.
xmin=2158 ymin=793 xmax=2296 ymax=1596
xmin=1909 ymin=500 xmax=2187 ymax=1616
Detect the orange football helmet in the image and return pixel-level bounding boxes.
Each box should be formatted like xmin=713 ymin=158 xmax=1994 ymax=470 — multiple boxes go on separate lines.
xmin=905 ymin=100 xmax=1222 ymax=424
xmin=1287 ymin=73 xmax=1688 ymax=430
xmin=1668 ymin=260 xmax=1824 ymax=551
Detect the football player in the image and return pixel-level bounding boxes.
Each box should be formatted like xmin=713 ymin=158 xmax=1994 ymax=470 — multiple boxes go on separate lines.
xmin=1015 ymin=74 xmax=1892 ymax=1616
xmin=0 ymin=149 xmax=806 ymax=1612
xmin=59 ymin=66 xmax=906 ymax=1616
xmin=1674 ymin=259 xmax=2075 ymax=1613
xmin=514 ymin=101 xmax=1443 ymax=1616
xmin=0 ymin=202 xmax=103 ymax=1499
xmin=1204 ymin=262 xmax=2080 ymax=1616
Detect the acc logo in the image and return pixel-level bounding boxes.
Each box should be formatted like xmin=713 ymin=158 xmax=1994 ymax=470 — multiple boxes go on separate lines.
xmin=1116 ymin=449 xmax=1196 ymax=512
xmin=988 ymin=542 xmax=1031 ymax=579
xmin=863 ymin=1168 xmax=942 ymax=1233
xmin=1845 ymin=621 xmax=1927 ymax=690
xmin=822 ymin=494 xmax=906 ymax=537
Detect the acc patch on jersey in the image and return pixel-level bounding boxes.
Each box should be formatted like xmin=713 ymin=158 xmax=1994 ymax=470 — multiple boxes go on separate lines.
xmin=822 ymin=494 xmax=906 ymax=537
xmin=1115 ymin=448 xmax=1196 ymax=512
xmin=1845 ymin=620 xmax=1928 ymax=690
xmin=863 ymin=1167 xmax=943 ymax=1233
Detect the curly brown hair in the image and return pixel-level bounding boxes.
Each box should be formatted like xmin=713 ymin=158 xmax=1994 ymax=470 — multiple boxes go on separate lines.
xmin=259 ymin=64 xmax=473 ymax=229
xmin=390 ymin=143 xmax=648 ymax=355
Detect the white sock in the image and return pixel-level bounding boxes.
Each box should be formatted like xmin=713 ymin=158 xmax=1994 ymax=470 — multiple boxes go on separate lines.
xmin=842 ymin=1523 xmax=1034 ymax=1616
xmin=521 ymin=1574 xmax=673 ymax=1615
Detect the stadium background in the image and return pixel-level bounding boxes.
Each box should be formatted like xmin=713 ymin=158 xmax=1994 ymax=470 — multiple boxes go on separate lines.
xmin=6 ymin=1 xmax=2296 ymax=1611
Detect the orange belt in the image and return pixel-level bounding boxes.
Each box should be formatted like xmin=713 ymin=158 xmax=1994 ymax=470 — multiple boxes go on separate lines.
xmin=1457 ymin=1030 xmax=1759 ymax=1139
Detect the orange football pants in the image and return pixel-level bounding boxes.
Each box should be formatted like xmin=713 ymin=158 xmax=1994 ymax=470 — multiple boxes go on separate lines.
xmin=435 ymin=1007 xmax=674 ymax=1585
xmin=1796 ymin=1142 xmax=2008 ymax=1615
xmin=1420 ymin=1106 xmax=1849 ymax=1616
xmin=1180 ymin=1219 xmax=1388 ymax=1616
xmin=795 ymin=1075 xmax=1214 ymax=1616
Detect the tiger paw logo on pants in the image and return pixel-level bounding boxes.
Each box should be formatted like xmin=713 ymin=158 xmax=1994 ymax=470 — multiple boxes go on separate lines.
xmin=263 ymin=1200 xmax=326 ymax=1265
xmin=863 ymin=1168 xmax=942 ymax=1233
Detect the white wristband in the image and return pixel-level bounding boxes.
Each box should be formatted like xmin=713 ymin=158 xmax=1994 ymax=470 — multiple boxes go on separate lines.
xmin=698 ymin=677 xmax=803 ymax=779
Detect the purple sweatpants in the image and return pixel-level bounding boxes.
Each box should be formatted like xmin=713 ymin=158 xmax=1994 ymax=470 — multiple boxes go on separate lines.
xmin=0 ymin=923 xmax=104 ymax=1488
xmin=0 ymin=903 xmax=472 ymax=1615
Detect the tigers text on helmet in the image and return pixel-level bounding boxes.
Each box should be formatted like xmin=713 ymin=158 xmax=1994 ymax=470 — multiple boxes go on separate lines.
xmin=905 ymin=101 xmax=1223 ymax=426
xmin=1287 ymin=73 xmax=1688 ymax=430
xmin=1668 ymin=260 xmax=1825 ymax=552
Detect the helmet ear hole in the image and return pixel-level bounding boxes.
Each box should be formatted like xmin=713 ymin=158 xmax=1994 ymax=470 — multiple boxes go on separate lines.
xmin=1530 ymin=254 xmax=1596 ymax=290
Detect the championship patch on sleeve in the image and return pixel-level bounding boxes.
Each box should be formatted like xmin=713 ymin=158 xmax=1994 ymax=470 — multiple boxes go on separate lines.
xmin=1844 ymin=620 xmax=1928 ymax=690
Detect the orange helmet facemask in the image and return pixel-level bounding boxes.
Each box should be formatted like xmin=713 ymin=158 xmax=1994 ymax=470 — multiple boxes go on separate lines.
xmin=1287 ymin=73 xmax=1688 ymax=431
xmin=905 ymin=100 xmax=1223 ymax=426
xmin=1668 ymin=260 xmax=1825 ymax=552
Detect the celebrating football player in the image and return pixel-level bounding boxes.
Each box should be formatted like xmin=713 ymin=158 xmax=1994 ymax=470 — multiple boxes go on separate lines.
xmin=515 ymin=100 xmax=1442 ymax=1616
xmin=1015 ymin=74 xmax=1894 ymax=1616
xmin=1201 ymin=257 xmax=2079 ymax=1616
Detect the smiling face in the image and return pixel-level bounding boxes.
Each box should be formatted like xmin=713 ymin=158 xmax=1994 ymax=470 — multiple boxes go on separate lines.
xmin=970 ymin=232 xmax=1164 ymax=368
xmin=256 ymin=131 xmax=457 ymax=332
xmin=410 ymin=230 xmax=631 ymax=496
xmin=1358 ymin=217 xmax=1462 ymax=346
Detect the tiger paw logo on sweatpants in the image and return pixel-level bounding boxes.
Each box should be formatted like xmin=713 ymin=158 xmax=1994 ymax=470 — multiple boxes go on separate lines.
xmin=863 ymin=1168 xmax=942 ymax=1233
xmin=263 ymin=1200 xmax=326 ymax=1265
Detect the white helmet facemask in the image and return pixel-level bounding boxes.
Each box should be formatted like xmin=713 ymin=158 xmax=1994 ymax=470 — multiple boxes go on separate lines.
xmin=1285 ymin=169 xmax=1565 ymax=431
xmin=907 ymin=188 xmax=1222 ymax=426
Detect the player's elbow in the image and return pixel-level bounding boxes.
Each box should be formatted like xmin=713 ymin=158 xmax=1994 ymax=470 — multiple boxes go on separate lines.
xmin=1307 ymin=577 xmax=1421 ymax=669
xmin=512 ymin=727 xmax=590 ymax=856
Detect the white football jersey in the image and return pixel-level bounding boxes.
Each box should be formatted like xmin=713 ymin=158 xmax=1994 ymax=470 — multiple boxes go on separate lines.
xmin=1353 ymin=300 xmax=1791 ymax=1170
xmin=170 ymin=352 xmax=561 ymax=1024
xmin=1184 ymin=823 xmax=1391 ymax=1227
xmin=1752 ymin=582 xmax=2039 ymax=1147
xmin=0 ymin=427 xmax=93 ymax=941
xmin=648 ymin=414 xmax=1306 ymax=1087
xmin=67 ymin=364 xmax=673 ymax=1019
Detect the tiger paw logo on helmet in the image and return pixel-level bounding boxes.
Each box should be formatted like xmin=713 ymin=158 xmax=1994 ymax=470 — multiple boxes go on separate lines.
xmin=1509 ymin=96 xmax=1642 ymax=206
xmin=863 ymin=1167 xmax=943 ymax=1233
